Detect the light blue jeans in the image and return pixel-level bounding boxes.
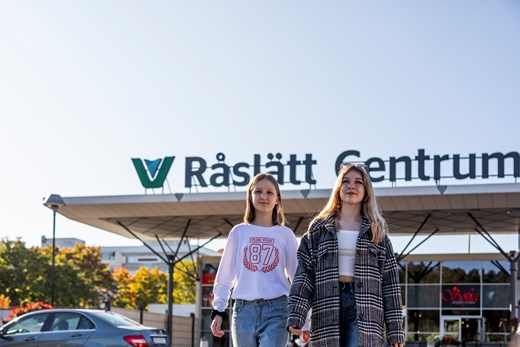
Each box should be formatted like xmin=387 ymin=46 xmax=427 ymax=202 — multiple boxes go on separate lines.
xmin=340 ymin=289 xmax=359 ymax=347
xmin=231 ymin=295 xmax=288 ymax=347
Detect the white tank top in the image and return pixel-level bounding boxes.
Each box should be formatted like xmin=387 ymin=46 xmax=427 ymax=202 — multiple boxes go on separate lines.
xmin=337 ymin=230 xmax=358 ymax=276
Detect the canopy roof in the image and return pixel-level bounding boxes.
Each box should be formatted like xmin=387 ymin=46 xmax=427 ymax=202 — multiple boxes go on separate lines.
xmin=52 ymin=183 xmax=520 ymax=241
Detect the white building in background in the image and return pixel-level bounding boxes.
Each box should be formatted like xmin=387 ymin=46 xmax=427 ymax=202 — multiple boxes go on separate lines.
xmin=101 ymin=240 xmax=221 ymax=274
xmin=41 ymin=236 xmax=85 ymax=248
xmin=40 ymin=237 xmax=221 ymax=274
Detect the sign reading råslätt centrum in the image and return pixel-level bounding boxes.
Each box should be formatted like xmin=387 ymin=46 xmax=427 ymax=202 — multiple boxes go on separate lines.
xmin=132 ymin=149 xmax=520 ymax=190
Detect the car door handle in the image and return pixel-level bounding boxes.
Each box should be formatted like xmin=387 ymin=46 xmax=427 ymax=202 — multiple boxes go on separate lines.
xmin=71 ymin=333 xmax=83 ymax=337
xmin=24 ymin=336 xmax=37 ymax=341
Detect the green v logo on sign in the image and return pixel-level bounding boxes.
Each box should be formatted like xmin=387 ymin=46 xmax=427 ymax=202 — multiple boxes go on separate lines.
xmin=132 ymin=156 xmax=175 ymax=189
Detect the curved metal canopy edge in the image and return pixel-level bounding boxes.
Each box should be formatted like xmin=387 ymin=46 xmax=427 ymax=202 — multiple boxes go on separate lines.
xmin=51 ymin=183 xmax=520 ymax=240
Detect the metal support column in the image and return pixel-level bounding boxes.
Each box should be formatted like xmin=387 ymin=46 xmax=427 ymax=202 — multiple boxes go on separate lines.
xmin=115 ymin=219 xmax=221 ymax=347
xmin=167 ymin=254 xmax=174 ymax=345
xmin=510 ymin=251 xmax=519 ymax=320
xmin=50 ymin=208 xmax=57 ymax=306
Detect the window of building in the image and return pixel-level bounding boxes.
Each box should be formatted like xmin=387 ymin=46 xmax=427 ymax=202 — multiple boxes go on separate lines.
xmin=406 ymin=310 xmax=439 ymax=342
xmin=102 ymin=252 xmax=116 ymax=261
xmin=137 ymin=257 xmax=159 ymax=262
xmin=483 ymin=310 xmax=512 ymax=343
xmin=442 ymin=261 xmax=481 ymax=283
xmin=398 ymin=261 xmax=406 ymax=283
xmin=126 ymin=256 xmax=160 ymax=263
xmin=407 ymin=285 xmax=440 ymax=308
xmin=441 ymin=309 xmax=481 ymax=316
xmin=482 ymin=284 xmax=509 ymax=308
xmin=482 ymin=260 xmax=510 ymax=283
xmin=407 ymin=261 xmax=440 ymax=284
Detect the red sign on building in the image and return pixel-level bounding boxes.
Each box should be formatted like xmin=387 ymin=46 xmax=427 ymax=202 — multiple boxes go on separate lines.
xmin=441 ymin=285 xmax=480 ymax=308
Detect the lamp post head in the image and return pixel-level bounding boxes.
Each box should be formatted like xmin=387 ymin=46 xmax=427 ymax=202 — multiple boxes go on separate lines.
xmin=42 ymin=194 xmax=66 ymax=211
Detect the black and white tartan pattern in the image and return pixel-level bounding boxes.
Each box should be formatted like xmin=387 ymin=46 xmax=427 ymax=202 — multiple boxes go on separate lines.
xmin=287 ymin=213 xmax=405 ymax=346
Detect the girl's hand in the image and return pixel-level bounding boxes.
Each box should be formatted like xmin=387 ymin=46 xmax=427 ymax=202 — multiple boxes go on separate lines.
xmin=210 ymin=316 xmax=225 ymax=337
xmin=288 ymin=325 xmax=302 ymax=336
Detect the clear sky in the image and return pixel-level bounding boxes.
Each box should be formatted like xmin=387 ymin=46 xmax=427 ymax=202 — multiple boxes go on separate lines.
xmin=1 ymin=1 xmax=519 ymax=254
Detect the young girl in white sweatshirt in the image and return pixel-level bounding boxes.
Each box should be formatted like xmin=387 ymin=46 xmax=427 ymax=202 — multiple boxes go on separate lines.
xmin=210 ymin=173 xmax=298 ymax=347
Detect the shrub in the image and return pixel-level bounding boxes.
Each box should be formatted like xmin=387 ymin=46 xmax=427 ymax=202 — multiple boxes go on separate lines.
xmin=6 ymin=301 xmax=54 ymax=321
xmin=440 ymin=335 xmax=460 ymax=346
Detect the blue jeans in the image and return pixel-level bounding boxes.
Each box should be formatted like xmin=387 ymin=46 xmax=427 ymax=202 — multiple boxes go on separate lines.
xmin=340 ymin=289 xmax=359 ymax=347
xmin=231 ymin=295 xmax=289 ymax=347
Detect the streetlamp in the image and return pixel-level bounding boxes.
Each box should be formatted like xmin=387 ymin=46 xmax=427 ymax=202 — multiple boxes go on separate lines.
xmin=42 ymin=194 xmax=66 ymax=306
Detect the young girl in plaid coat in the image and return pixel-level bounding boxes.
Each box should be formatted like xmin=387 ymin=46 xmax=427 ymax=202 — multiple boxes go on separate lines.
xmin=288 ymin=163 xmax=405 ymax=347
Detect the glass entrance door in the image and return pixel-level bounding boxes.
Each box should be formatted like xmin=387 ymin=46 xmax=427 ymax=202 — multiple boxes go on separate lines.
xmin=460 ymin=317 xmax=481 ymax=344
xmin=441 ymin=316 xmax=461 ymax=343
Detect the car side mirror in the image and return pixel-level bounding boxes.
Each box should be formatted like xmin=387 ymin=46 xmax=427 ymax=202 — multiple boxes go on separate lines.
xmin=0 ymin=327 xmax=5 ymax=338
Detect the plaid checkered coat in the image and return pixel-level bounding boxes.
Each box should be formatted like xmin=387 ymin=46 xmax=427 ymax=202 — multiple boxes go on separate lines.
xmin=287 ymin=213 xmax=405 ymax=346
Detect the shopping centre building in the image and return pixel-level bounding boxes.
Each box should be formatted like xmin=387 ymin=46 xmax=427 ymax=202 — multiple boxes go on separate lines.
xmin=46 ymin=148 xmax=520 ymax=345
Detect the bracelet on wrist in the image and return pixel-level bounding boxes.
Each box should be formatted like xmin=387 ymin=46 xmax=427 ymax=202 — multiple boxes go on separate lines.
xmin=211 ymin=309 xmax=228 ymax=320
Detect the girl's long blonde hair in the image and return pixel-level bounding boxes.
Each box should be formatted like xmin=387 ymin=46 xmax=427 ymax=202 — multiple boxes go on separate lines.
xmin=312 ymin=164 xmax=387 ymax=244
xmin=243 ymin=173 xmax=287 ymax=226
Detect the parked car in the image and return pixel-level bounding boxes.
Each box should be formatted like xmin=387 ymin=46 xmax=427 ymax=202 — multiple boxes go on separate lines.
xmin=0 ymin=308 xmax=169 ymax=347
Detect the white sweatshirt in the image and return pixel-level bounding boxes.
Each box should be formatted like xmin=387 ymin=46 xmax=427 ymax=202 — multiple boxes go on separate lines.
xmin=211 ymin=223 xmax=299 ymax=312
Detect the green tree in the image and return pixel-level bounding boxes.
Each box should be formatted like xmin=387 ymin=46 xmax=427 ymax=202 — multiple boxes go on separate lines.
xmin=0 ymin=294 xmax=10 ymax=309
xmin=56 ymin=245 xmax=116 ymax=307
xmin=173 ymin=260 xmax=196 ymax=304
xmin=113 ymin=267 xmax=167 ymax=310
xmin=131 ymin=267 xmax=167 ymax=310
xmin=0 ymin=239 xmax=49 ymax=306
xmin=39 ymin=244 xmax=116 ymax=307
xmin=112 ymin=260 xmax=197 ymax=310
xmin=113 ymin=267 xmax=134 ymax=308
xmin=1 ymin=238 xmax=196 ymax=310
xmin=0 ymin=239 xmax=116 ymax=308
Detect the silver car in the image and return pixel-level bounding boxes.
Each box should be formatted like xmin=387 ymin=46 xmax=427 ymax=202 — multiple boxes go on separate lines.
xmin=0 ymin=308 xmax=169 ymax=347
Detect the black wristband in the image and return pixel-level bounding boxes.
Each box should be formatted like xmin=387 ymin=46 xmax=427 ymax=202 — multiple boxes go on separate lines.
xmin=211 ymin=309 xmax=228 ymax=320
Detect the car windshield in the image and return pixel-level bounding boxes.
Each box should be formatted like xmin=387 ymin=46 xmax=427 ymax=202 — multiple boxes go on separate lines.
xmin=89 ymin=311 xmax=143 ymax=327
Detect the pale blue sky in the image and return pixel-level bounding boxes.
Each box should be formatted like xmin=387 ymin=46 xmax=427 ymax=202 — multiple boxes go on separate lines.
xmin=1 ymin=1 xmax=519 ymax=253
